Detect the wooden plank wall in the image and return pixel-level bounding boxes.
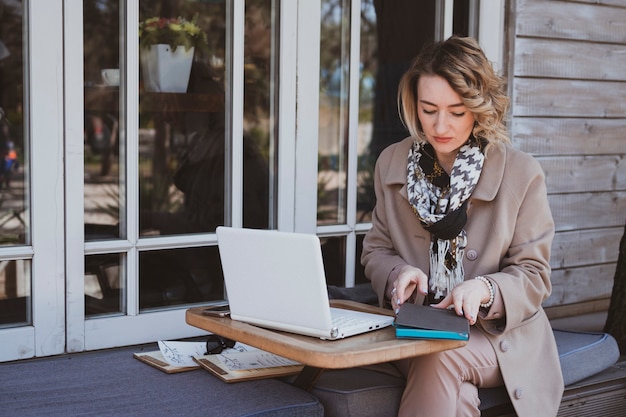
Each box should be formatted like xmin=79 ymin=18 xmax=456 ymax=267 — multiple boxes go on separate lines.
xmin=508 ymin=0 xmax=626 ymax=310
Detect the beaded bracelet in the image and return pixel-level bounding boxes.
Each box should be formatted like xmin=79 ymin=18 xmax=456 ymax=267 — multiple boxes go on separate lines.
xmin=474 ymin=276 xmax=494 ymax=309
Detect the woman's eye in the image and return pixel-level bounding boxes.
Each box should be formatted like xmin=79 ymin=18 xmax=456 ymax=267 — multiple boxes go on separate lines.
xmin=422 ymin=109 xmax=436 ymax=115
xmin=452 ymin=112 xmax=466 ymax=117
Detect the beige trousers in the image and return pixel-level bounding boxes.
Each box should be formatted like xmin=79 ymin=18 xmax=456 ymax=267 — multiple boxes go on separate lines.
xmin=394 ymin=327 xmax=504 ymax=417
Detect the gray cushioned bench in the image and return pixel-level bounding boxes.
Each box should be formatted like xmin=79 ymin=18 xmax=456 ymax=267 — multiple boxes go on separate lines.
xmin=0 ymin=345 xmax=324 ymax=417
xmin=309 ymin=329 xmax=620 ymax=417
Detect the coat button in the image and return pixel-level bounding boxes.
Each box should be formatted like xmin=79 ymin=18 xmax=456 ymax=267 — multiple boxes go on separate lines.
xmin=514 ymin=388 xmax=523 ymax=399
xmin=466 ymin=250 xmax=478 ymax=260
xmin=500 ymin=341 xmax=509 ymax=352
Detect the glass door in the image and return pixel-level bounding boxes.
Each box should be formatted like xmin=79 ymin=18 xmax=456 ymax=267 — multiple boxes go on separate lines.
xmin=0 ymin=1 xmax=66 ymax=361
xmin=0 ymin=0 xmax=31 ymax=359
xmin=66 ymin=0 xmax=284 ymax=351
xmin=1 ymin=0 xmax=506 ymax=360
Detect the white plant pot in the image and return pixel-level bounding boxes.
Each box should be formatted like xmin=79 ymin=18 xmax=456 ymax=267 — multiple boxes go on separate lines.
xmin=140 ymin=44 xmax=194 ymax=93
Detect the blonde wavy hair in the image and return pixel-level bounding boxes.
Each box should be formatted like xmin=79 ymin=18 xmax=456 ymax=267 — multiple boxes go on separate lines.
xmin=398 ymin=36 xmax=510 ymax=148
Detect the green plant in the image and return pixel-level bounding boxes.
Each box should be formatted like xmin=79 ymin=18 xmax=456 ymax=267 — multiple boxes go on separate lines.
xmin=139 ymin=16 xmax=208 ymax=52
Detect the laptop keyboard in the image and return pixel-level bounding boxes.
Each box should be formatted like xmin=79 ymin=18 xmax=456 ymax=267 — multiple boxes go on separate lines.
xmin=331 ymin=312 xmax=369 ymax=328
xmin=326 ymin=307 xmax=394 ymax=339
xmin=330 ymin=308 xmax=390 ymax=330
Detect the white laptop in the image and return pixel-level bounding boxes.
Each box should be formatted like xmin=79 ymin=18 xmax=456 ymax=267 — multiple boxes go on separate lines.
xmin=215 ymin=226 xmax=394 ymax=340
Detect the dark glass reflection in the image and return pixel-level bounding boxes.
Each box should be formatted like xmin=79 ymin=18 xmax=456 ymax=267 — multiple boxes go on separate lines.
xmin=321 ymin=235 xmax=347 ymax=287
xmin=0 ymin=2 xmax=30 ymax=329
xmin=0 ymin=260 xmax=31 ymax=328
xmin=318 ymin=0 xmax=437 ymax=224
xmin=85 ymin=253 xmax=124 ymax=317
xmin=139 ymin=246 xmax=224 ymax=310
xmin=138 ymin=0 xmax=273 ymax=236
xmin=0 ymin=1 xmax=26 ymax=245
xmin=320 ymin=234 xmax=368 ymax=287
xmin=84 ymin=0 xmax=123 ymax=240
xmin=318 ymin=0 xmax=349 ymax=225
xmin=360 ymin=0 xmax=437 ymax=222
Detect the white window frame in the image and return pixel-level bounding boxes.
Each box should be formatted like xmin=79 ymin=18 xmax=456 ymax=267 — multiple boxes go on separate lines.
xmin=478 ymin=0 xmax=506 ymax=74
xmin=293 ymin=0 xmax=321 ymax=234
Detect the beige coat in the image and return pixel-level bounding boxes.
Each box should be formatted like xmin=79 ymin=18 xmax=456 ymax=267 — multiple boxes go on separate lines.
xmin=362 ymin=137 xmax=564 ymax=417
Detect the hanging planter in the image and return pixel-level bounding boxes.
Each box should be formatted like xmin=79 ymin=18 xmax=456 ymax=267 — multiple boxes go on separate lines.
xmin=138 ymin=16 xmax=208 ymax=93
xmin=140 ymin=44 xmax=194 ymax=93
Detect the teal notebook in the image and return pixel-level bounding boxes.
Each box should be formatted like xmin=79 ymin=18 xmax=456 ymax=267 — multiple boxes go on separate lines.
xmin=394 ymin=303 xmax=470 ymax=341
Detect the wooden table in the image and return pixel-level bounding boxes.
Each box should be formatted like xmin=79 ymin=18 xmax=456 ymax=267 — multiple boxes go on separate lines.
xmin=186 ymin=299 xmax=466 ymax=390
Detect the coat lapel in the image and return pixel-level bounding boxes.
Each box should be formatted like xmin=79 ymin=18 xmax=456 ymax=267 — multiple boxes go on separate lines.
xmin=472 ymin=144 xmax=506 ymax=202
xmin=382 ymin=137 xmax=413 ymax=201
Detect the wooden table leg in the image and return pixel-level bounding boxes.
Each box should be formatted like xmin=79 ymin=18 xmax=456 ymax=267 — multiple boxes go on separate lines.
xmin=292 ymin=365 xmax=325 ymax=391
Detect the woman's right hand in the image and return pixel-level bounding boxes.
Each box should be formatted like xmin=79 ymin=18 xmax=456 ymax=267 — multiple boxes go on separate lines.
xmin=391 ymin=265 xmax=429 ymax=314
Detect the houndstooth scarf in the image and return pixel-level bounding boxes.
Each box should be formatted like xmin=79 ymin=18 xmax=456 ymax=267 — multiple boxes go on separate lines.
xmin=407 ymin=139 xmax=484 ymax=299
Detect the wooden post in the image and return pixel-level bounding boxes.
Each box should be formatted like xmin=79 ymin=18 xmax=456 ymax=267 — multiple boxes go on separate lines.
xmin=604 ymin=222 xmax=626 ymax=354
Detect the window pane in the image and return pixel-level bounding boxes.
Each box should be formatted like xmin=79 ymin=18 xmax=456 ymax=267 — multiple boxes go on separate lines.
xmin=0 ymin=2 xmax=30 ymax=329
xmin=137 ymin=1 xmax=227 ymax=235
xmin=318 ymin=1 xmax=438 ymax=225
xmin=0 ymin=2 xmax=27 ymax=246
xmin=319 ymin=235 xmax=368 ymax=288
xmin=357 ymin=0 xmax=437 ymax=222
xmin=243 ymin=0 xmax=274 ymax=229
xmin=318 ymin=0 xmax=349 ymax=225
xmin=133 ymin=0 xmax=277 ymax=310
xmin=137 ymin=0 xmax=274 ymax=236
xmin=356 ymin=0 xmax=376 ymax=223
xmin=139 ymin=246 xmax=223 ymax=311
xmin=355 ymin=233 xmax=367 ymax=285
xmin=85 ymin=253 xmax=125 ymax=317
xmin=320 ymin=235 xmax=347 ymax=287
xmin=84 ymin=1 xmax=124 ymax=241
xmin=0 ymin=260 xmax=31 ymax=328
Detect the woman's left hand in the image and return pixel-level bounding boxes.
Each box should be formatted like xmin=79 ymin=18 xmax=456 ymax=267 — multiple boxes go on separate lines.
xmin=431 ymin=279 xmax=490 ymax=325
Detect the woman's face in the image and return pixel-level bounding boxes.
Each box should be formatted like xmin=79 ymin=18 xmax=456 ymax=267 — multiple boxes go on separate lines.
xmin=417 ymin=75 xmax=475 ymax=172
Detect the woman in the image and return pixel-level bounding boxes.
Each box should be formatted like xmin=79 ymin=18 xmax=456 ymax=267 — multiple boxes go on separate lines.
xmin=361 ymin=37 xmax=563 ymax=417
